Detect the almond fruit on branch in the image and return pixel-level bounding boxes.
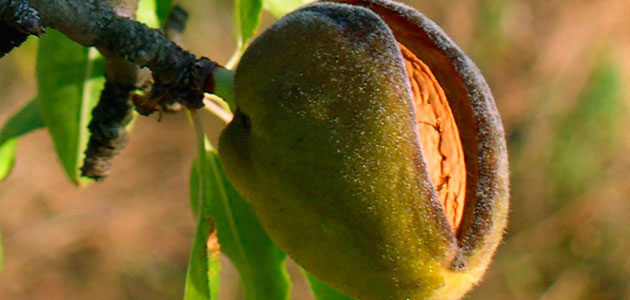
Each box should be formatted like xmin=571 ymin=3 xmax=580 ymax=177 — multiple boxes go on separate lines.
xmin=218 ymin=0 xmax=509 ymax=299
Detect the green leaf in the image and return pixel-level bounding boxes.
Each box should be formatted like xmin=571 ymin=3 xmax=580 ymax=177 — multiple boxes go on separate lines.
xmin=33 ymin=1 xmax=159 ymax=186
xmin=185 ymin=134 xmax=221 ymax=300
xmin=548 ymin=55 xmax=622 ymax=200
xmin=137 ymin=0 xmax=165 ymax=28
xmin=184 ymin=220 xmax=220 ymax=300
xmin=234 ymin=0 xmax=263 ymax=47
xmin=263 ymin=0 xmax=314 ymax=18
xmin=188 ymin=137 xmax=291 ymax=300
xmin=206 ymin=149 xmax=290 ymax=300
xmin=227 ymin=0 xmax=263 ymax=68
xmin=185 ymin=161 xmax=220 ymax=300
xmin=228 ymin=0 xmax=315 ymax=68
xmin=154 ymin=0 xmax=174 ymax=26
xmin=189 ymin=160 xmax=202 ymax=218
xmin=305 ymin=272 xmax=354 ymax=300
xmin=0 ymin=99 xmax=46 ymax=182
xmin=0 ymin=99 xmax=45 ymax=145
xmin=0 ymin=140 xmax=17 ymax=182
xmin=36 ymin=30 xmax=105 ymax=186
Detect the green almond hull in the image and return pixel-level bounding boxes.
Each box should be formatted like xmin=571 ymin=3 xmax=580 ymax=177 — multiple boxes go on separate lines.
xmin=219 ymin=2 xmax=509 ymax=299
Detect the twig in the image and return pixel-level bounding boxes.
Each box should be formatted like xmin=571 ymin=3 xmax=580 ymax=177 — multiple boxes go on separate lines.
xmin=0 ymin=0 xmax=45 ymax=35
xmin=81 ymin=0 xmax=143 ymax=180
xmin=27 ymin=0 xmax=219 ymax=111
xmin=157 ymin=5 xmax=190 ymax=113
xmin=4 ymin=0 xmax=235 ymax=180
xmin=81 ymin=81 xmax=135 ymax=180
xmin=0 ymin=0 xmax=44 ymax=57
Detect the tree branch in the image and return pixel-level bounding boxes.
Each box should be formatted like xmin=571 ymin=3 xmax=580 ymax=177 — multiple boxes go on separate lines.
xmin=3 ymin=0 xmax=235 ymax=180
xmin=1 ymin=0 xmax=45 ymax=35
xmin=81 ymin=0 xmax=142 ymax=180
xmin=0 ymin=0 xmax=45 ymax=57
xmin=27 ymin=0 xmax=220 ymax=110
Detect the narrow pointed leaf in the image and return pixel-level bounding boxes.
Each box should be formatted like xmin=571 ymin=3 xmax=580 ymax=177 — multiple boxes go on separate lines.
xmin=190 ymin=141 xmax=291 ymax=300
xmin=36 ymin=30 xmax=105 ymax=185
xmin=0 ymin=140 xmax=17 ymax=182
xmin=137 ymin=0 xmax=165 ymax=28
xmin=154 ymin=0 xmax=174 ymax=26
xmin=206 ymin=149 xmax=290 ymax=300
xmin=235 ymin=0 xmax=263 ymax=46
xmin=183 ymin=214 xmax=220 ymax=300
xmin=185 ymin=159 xmax=220 ymax=300
xmin=227 ymin=0 xmax=264 ymax=67
xmin=189 ymin=160 xmax=202 ymax=218
xmin=0 ymin=99 xmax=45 ymax=145
xmin=0 ymin=99 xmax=46 ymax=182
xmin=549 ymin=55 xmax=622 ymax=200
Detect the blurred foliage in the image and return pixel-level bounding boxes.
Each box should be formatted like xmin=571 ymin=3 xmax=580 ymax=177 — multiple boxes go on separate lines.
xmin=0 ymin=99 xmax=45 ymax=182
xmin=548 ymin=57 xmax=621 ymax=200
xmin=0 ymin=0 xmax=629 ymax=299
xmin=0 ymin=139 xmax=16 ymax=182
xmin=473 ymin=54 xmax=627 ymax=300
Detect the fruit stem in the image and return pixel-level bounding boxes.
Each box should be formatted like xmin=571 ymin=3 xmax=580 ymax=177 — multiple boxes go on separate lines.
xmin=211 ymin=66 xmax=235 ymax=111
xmin=203 ymin=97 xmax=233 ymax=123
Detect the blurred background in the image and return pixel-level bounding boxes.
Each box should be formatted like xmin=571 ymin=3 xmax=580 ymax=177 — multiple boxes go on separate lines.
xmin=0 ymin=0 xmax=629 ymax=299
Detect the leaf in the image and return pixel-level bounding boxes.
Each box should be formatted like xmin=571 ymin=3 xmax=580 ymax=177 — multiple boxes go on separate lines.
xmin=234 ymin=0 xmax=263 ymax=47
xmin=207 ymin=149 xmax=291 ymax=300
xmin=227 ymin=0 xmax=263 ymax=68
xmin=189 ymin=160 xmax=202 ymax=218
xmin=154 ymin=0 xmax=174 ymax=26
xmin=0 ymin=99 xmax=46 ymax=182
xmin=137 ymin=0 xmax=166 ymax=28
xmin=0 ymin=140 xmax=17 ymax=182
xmin=228 ymin=0 xmax=315 ymax=68
xmin=0 ymin=99 xmax=45 ymax=145
xmin=36 ymin=30 xmax=105 ymax=185
xmin=263 ymin=0 xmax=314 ymax=18
xmin=185 ymin=159 xmax=220 ymax=300
xmin=33 ymin=0 xmax=160 ymax=186
xmin=188 ymin=138 xmax=291 ymax=300
xmin=305 ymin=272 xmax=354 ymax=300
xmin=184 ymin=219 xmax=220 ymax=300
xmin=184 ymin=220 xmax=216 ymax=300
xmin=548 ymin=55 xmax=622 ymax=200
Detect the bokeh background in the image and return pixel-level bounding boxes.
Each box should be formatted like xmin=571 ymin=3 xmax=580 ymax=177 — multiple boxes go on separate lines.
xmin=1 ymin=0 xmax=629 ymax=299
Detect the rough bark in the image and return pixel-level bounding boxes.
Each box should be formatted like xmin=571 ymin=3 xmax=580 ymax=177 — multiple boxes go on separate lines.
xmin=0 ymin=0 xmax=44 ymax=57
xmin=81 ymin=0 xmax=141 ymax=180
xmin=26 ymin=0 xmax=218 ymax=109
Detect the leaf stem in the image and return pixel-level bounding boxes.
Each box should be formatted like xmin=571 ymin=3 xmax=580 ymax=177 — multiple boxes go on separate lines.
xmin=211 ymin=66 xmax=235 ymax=111
xmin=203 ymin=97 xmax=233 ymax=123
xmin=189 ymin=108 xmax=210 ymax=222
